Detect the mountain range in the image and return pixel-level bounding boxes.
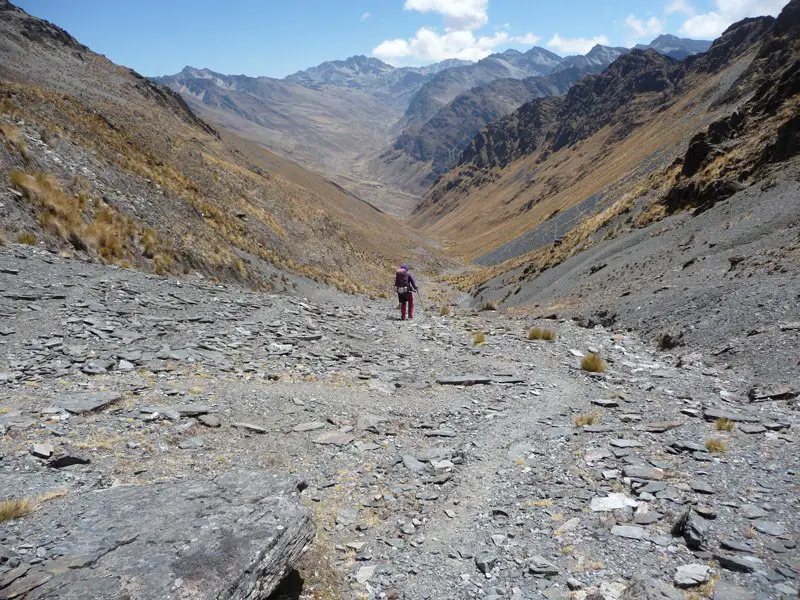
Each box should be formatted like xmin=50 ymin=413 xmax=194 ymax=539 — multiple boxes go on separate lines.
xmin=156 ymin=36 xmax=711 ymax=212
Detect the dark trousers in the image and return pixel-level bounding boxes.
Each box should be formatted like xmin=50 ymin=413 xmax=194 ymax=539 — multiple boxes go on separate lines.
xmin=399 ymin=292 xmax=414 ymax=320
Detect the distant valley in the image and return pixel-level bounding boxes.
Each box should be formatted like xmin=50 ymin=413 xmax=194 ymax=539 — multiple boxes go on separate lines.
xmin=155 ymin=35 xmax=711 ymax=214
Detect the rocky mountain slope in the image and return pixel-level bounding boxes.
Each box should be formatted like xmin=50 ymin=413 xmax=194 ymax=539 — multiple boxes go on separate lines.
xmin=636 ymin=34 xmax=712 ymax=60
xmin=158 ymin=39 xmax=709 ymax=214
xmin=0 ymin=1 xmax=443 ymax=294
xmin=412 ymin=14 xmax=779 ymax=260
xmin=1 ymin=244 xmax=797 ymax=599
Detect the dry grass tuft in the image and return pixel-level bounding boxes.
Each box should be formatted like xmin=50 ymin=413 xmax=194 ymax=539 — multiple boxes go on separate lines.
xmin=37 ymin=489 xmax=68 ymax=503
xmin=481 ymin=299 xmax=498 ymax=311
xmin=0 ymin=122 xmax=28 ymax=161
xmin=581 ymin=353 xmax=606 ymax=373
xmin=574 ymin=412 xmax=601 ymax=427
xmin=714 ymin=418 xmax=735 ymax=431
xmin=528 ymin=327 xmax=556 ymax=341
xmin=472 ymin=331 xmax=486 ymax=345
xmin=0 ymin=498 xmax=34 ymax=521
xmin=17 ymin=231 xmax=37 ymax=245
xmin=705 ymin=438 xmax=728 ymax=453
xmin=439 ymin=304 xmax=452 ymax=317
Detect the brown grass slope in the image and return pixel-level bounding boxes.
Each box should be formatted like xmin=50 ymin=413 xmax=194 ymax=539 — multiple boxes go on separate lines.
xmin=0 ymin=2 xmax=440 ymax=293
xmin=412 ymin=15 xmax=777 ymax=262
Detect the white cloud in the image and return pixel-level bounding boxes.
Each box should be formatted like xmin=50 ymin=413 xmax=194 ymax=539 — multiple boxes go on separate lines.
xmin=546 ymin=33 xmax=610 ymax=55
xmin=374 ymin=27 xmax=519 ymax=63
xmin=679 ymin=0 xmax=788 ymax=38
xmin=517 ymin=32 xmax=541 ymax=45
xmin=403 ymin=0 xmax=489 ymax=30
xmin=373 ymin=0 xmax=540 ymax=64
xmin=360 ymin=11 xmax=371 ymax=22
xmin=624 ymin=15 xmax=664 ymax=43
xmin=665 ymin=0 xmax=695 ymax=16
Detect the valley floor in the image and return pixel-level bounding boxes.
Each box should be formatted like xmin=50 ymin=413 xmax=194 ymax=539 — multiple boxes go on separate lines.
xmin=1 ymin=245 xmax=797 ymax=599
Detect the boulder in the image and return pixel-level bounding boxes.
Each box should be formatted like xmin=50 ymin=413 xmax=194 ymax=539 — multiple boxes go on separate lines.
xmin=0 ymin=472 xmax=314 ymax=599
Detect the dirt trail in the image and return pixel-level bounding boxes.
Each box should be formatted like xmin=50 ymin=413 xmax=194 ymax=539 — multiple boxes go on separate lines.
xmin=0 ymin=244 xmax=797 ymax=600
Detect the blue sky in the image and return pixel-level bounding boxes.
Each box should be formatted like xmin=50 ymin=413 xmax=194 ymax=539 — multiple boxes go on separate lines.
xmin=14 ymin=0 xmax=789 ymax=78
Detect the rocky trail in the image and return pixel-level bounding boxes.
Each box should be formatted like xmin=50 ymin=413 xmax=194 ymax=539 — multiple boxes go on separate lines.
xmin=0 ymin=244 xmax=797 ymax=599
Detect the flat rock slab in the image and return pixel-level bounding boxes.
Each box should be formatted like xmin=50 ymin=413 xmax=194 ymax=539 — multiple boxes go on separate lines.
xmin=703 ymin=407 xmax=760 ymax=423
xmin=643 ymin=421 xmax=683 ymax=433
xmin=292 ymin=421 xmax=327 ymax=432
xmin=436 ymin=375 xmax=492 ymax=386
xmin=59 ymin=392 xmax=122 ymax=414
xmin=590 ymin=493 xmax=639 ymax=512
xmin=313 ymin=431 xmax=354 ymax=445
xmin=0 ymin=472 xmax=314 ymax=599
xmin=623 ymin=465 xmax=664 ymax=481
xmin=611 ymin=525 xmax=648 ymax=540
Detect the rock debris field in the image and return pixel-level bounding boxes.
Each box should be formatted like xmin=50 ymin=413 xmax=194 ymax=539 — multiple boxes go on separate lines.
xmin=0 ymin=244 xmax=797 ymax=600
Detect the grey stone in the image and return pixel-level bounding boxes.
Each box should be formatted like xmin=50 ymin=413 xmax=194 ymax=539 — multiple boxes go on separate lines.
xmin=355 ymin=565 xmax=375 ymax=585
xmin=436 ymin=375 xmax=492 ymax=386
xmin=590 ymin=493 xmax=639 ymax=512
xmin=703 ymin=407 xmax=760 ymax=423
xmin=720 ymin=539 xmax=752 ymax=552
xmin=528 ymin=556 xmax=559 ymax=576
xmin=674 ymin=564 xmax=710 ymax=587
xmin=611 ymin=525 xmax=648 ymax=540
xmin=402 ymin=454 xmax=427 ymax=474
xmin=591 ymin=398 xmax=619 ymax=408
xmin=624 ymin=465 xmax=664 ymax=481
xmin=713 ymin=553 xmax=763 ymax=572
xmin=475 ymin=551 xmax=497 ymax=574
xmin=197 ymin=414 xmax=221 ymax=428
xmin=689 ymin=479 xmax=714 ymax=494
xmin=178 ymin=436 xmax=204 ymax=450
xmin=672 ymin=509 xmax=707 ymax=549
xmin=740 ymin=504 xmax=769 ymax=520
xmin=313 ymin=431 xmax=354 ymax=445
xmin=585 ymin=448 xmax=613 ymax=462
xmin=752 ymin=520 xmax=786 ymax=536
xmin=60 ymin=392 xmax=122 ymax=414
xmin=292 ymin=421 xmax=326 ymax=432
xmin=739 ymin=423 xmax=766 ymax=434
xmin=643 ymin=421 xmax=683 ymax=433
xmin=621 ymin=575 xmax=683 ymax=600
xmin=4 ymin=472 xmax=314 ymax=599
xmin=31 ymin=443 xmax=54 ymax=459
xmin=174 ymin=404 xmax=211 ymax=417
xmin=232 ymin=422 xmax=268 ymax=434
xmin=610 ymin=439 xmax=642 ymax=448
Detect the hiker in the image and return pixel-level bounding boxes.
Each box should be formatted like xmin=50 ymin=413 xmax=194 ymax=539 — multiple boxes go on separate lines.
xmin=394 ymin=263 xmax=418 ymax=320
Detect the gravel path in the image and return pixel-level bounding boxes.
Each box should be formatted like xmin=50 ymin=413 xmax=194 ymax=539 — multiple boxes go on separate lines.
xmin=0 ymin=244 xmax=797 ymax=599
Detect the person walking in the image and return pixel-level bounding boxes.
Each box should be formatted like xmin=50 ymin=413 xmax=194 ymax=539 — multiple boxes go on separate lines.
xmin=394 ymin=263 xmax=418 ymax=320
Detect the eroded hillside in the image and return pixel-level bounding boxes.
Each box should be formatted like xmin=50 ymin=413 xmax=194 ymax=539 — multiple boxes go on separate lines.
xmin=0 ymin=2 xmax=444 ymax=294
xmin=413 ymin=15 xmax=779 ymax=262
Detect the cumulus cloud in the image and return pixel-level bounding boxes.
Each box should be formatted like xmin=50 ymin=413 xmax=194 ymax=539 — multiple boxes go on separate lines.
xmin=374 ymin=28 xmax=524 ymax=63
xmin=679 ymin=0 xmax=788 ymax=38
xmin=373 ymin=0 xmax=541 ymax=64
xmin=360 ymin=11 xmax=371 ymax=22
xmin=665 ymin=0 xmax=695 ymax=16
xmin=546 ymin=33 xmax=610 ymax=55
xmin=403 ymin=0 xmax=489 ymax=30
xmin=624 ymin=15 xmax=664 ymax=43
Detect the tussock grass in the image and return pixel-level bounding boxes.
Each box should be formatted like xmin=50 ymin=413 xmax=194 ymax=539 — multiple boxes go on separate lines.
xmin=17 ymin=231 xmax=37 ymax=245
xmin=439 ymin=304 xmax=452 ymax=317
xmin=581 ymin=353 xmax=606 ymax=373
xmin=0 ymin=122 xmax=28 ymax=161
xmin=714 ymin=418 xmax=735 ymax=431
xmin=472 ymin=331 xmax=486 ymax=345
xmin=481 ymin=299 xmax=498 ymax=311
xmin=705 ymin=438 xmax=728 ymax=453
xmin=528 ymin=327 xmax=556 ymax=341
xmin=574 ymin=412 xmax=601 ymax=427
xmin=0 ymin=498 xmax=34 ymax=521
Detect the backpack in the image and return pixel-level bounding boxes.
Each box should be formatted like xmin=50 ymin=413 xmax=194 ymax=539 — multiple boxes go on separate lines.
xmin=394 ymin=268 xmax=409 ymax=294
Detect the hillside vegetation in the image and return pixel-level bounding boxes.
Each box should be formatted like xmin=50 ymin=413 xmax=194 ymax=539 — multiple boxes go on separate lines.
xmin=0 ymin=2 xmax=443 ymax=294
